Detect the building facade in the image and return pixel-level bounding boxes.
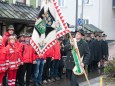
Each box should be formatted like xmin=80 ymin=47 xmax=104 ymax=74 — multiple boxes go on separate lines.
xmin=59 ymin=0 xmax=115 ymax=40
xmin=0 ymin=0 xmax=41 ymax=35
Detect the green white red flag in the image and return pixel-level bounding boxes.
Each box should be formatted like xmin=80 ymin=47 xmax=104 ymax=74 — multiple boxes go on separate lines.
xmin=30 ymin=0 xmax=70 ymax=55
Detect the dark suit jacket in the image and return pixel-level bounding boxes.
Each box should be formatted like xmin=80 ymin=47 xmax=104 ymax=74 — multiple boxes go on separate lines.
xmin=65 ymin=39 xmax=90 ymax=70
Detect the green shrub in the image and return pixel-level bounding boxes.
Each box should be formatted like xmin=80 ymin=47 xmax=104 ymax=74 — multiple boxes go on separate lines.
xmin=104 ymin=58 xmax=115 ymax=77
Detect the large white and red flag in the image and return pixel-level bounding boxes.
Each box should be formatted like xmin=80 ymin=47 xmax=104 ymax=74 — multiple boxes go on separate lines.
xmin=30 ymin=0 xmax=70 ymax=55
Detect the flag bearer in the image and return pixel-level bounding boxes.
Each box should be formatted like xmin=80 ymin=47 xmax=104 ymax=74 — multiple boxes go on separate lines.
xmin=64 ymin=29 xmax=90 ymax=86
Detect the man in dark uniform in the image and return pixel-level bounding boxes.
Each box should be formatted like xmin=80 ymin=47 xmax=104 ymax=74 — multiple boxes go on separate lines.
xmin=65 ymin=29 xmax=90 ymax=86
xmin=85 ymin=34 xmax=94 ymax=72
xmin=93 ymin=34 xmax=102 ymax=70
xmin=100 ymin=34 xmax=109 ymax=68
xmin=90 ymin=32 xmax=95 ymax=40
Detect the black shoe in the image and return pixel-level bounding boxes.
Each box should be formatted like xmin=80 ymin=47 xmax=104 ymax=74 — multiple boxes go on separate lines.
xmin=38 ymin=82 xmax=43 ymax=86
xmin=34 ymin=82 xmax=39 ymax=86
xmin=18 ymin=82 xmax=25 ymax=86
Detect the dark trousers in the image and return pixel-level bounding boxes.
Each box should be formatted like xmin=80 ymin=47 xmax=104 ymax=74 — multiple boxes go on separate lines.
xmin=0 ymin=73 xmax=5 ymax=86
xmin=42 ymin=57 xmax=52 ymax=80
xmin=18 ymin=63 xmax=33 ymax=86
xmin=93 ymin=61 xmax=99 ymax=70
xmin=66 ymin=69 xmax=79 ymax=86
xmin=50 ymin=60 xmax=59 ymax=78
xmin=16 ymin=65 xmax=23 ymax=85
xmin=33 ymin=59 xmax=44 ymax=84
xmin=3 ymin=73 xmax=7 ymax=86
xmin=31 ymin=64 xmax=35 ymax=80
xmin=58 ymin=58 xmax=64 ymax=78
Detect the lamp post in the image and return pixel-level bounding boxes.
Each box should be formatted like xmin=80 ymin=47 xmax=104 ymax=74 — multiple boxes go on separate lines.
xmin=75 ymin=0 xmax=78 ymax=30
xmin=81 ymin=0 xmax=84 ymax=29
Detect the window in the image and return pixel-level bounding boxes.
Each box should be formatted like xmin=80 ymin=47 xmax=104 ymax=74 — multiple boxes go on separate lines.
xmin=83 ymin=19 xmax=89 ymax=24
xmin=83 ymin=0 xmax=89 ymax=4
xmin=16 ymin=0 xmax=26 ymax=3
xmin=38 ymin=0 xmax=41 ymax=6
xmin=83 ymin=0 xmax=92 ymax=5
xmin=36 ymin=0 xmax=41 ymax=9
xmin=58 ymin=0 xmax=66 ymax=7
xmin=113 ymin=0 xmax=115 ymax=8
xmin=0 ymin=0 xmax=5 ymax=1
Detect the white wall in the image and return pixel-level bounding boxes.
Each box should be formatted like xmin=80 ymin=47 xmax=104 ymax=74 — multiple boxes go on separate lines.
xmin=26 ymin=0 xmax=30 ymax=6
xmin=60 ymin=0 xmax=115 ymax=40
xmin=100 ymin=0 xmax=115 ymax=40
xmin=78 ymin=0 xmax=115 ymax=40
xmin=60 ymin=0 xmax=76 ymax=26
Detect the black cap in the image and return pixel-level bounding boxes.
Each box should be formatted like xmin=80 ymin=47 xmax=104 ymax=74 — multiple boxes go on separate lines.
xmin=8 ymin=25 xmax=14 ymax=30
xmin=19 ymin=33 xmax=25 ymax=37
xmin=75 ymin=29 xmax=85 ymax=36
xmin=58 ymin=37 xmax=63 ymax=41
xmin=25 ymin=33 xmax=31 ymax=37
xmin=86 ymin=34 xmax=91 ymax=37
xmin=102 ymin=34 xmax=107 ymax=37
xmin=95 ymin=34 xmax=100 ymax=37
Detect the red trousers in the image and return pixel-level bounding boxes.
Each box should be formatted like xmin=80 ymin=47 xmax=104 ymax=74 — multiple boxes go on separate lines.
xmin=8 ymin=70 xmax=17 ymax=86
xmin=0 ymin=72 xmax=5 ymax=86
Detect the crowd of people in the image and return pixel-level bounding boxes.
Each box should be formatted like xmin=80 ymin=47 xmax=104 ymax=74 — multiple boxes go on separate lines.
xmin=0 ymin=25 xmax=109 ymax=86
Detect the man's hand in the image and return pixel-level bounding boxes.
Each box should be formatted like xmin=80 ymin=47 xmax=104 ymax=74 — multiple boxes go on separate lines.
xmin=21 ymin=62 xmax=23 ymax=65
xmin=44 ymin=60 xmax=46 ymax=63
xmin=33 ymin=61 xmax=37 ymax=64
xmin=81 ymin=63 xmax=84 ymax=68
xmin=70 ymin=41 xmax=74 ymax=46
xmin=39 ymin=54 xmax=43 ymax=58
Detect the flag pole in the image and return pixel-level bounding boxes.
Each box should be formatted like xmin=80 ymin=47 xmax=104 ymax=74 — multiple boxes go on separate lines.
xmin=45 ymin=0 xmax=48 ymax=4
xmin=69 ymin=33 xmax=90 ymax=86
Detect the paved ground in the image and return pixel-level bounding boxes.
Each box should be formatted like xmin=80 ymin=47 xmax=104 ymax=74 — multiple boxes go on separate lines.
xmin=41 ymin=70 xmax=100 ymax=86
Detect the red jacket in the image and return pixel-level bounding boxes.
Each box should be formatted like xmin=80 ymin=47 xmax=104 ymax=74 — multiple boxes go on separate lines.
xmin=6 ymin=43 xmax=21 ymax=70
xmin=43 ymin=45 xmax=54 ymax=59
xmin=2 ymin=32 xmax=11 ymax=46
xmin=53 ymin=41 xmax=61 ymax=60
xmin=21 ymin=43 xmax=36 ymax=63
xmin=0 ymin=44 xmax=8 ymax=73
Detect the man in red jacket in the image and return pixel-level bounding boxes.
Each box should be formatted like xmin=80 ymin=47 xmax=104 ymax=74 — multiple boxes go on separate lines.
xmin=18 ymin=34 xmax=36 ymax=86
xmin=3 ymin=25 xmax=15 ymax=46
xmin=0 ymin=36 xmax=8 ymax=86
xmin=2 ymin=25 xmax=15 ymax=86
xmin=16 ymin=33 xmax=25 ymax=86
xmin=50 ymin=39 xmax=61 ymax=81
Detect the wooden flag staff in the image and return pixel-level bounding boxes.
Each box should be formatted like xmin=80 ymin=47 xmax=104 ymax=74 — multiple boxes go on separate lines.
xmin=69 ymin=33 xmax=90 ymax=86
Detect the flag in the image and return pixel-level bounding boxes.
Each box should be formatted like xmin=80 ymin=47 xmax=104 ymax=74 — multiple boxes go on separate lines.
xmin=71 ymin=38 xmax=84 ymax=75
xmin=30 ymin=0 xmax=70 ymax=55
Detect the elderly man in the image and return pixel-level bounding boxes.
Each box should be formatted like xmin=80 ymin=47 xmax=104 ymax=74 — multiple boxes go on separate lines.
xmin=3 ymin=25 xmax=15 ymax=46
